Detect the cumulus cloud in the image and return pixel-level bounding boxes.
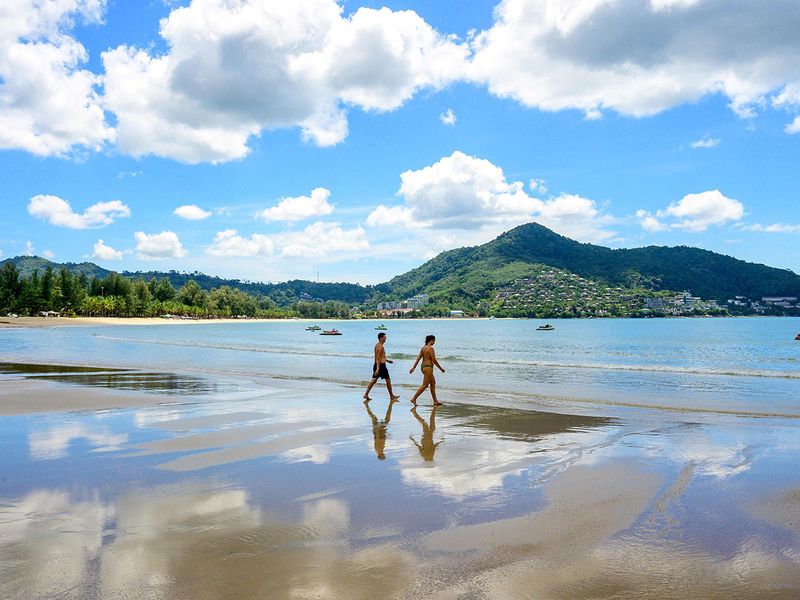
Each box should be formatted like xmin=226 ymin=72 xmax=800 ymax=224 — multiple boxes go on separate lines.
xmin=259 ymin=188 xmax=334 ymax=222
xmin=24 ymin=241 xmax=34 ymax=255
xmin=636 ymin=209 xmax=668 ymax=232
xmin=91 ymin=239 xmax=123 ymax=260
xmin=468 ymin=0 xmax=800 ymax=128
xmin=174 ymin=204 xmax=212 ymax=220
xmin=439 ymin=108 xmax=457 ymax=126
xmin=42 ymin=250 xmax=55 ymax=259
xmin=690 ymin=136 xmax=720 ymax=148
xmin=101 ymin=0 xmax=467 ymax=163
xmin=662 ymin=190 xmax=744 ymax=231
xmin=279 ymin=221 xmax=369 ymax=257
xmin=206 ymin=229 xmax=274 ymax=257
xmin=367 ymin=151 xmax=617 ymax=242
xmin=638 ymin=190 xmax=744 ymax=232
xmin=0 ymin=0 xmax=114 ymax=156
xmin=134 ymin=230 xmax=187 ymax=260
xmin=27 ymin=195 xmax=131 ymax=229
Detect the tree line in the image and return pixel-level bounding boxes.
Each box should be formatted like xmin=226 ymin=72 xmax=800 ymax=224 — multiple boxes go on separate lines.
xmin=0 ymin=263 xmax=353 ymax=319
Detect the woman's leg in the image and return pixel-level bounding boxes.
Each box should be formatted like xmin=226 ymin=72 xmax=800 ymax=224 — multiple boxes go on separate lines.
xmin=430 ymin=375 xmax=441 ymax=405
xmin=410 ymin=371 xmax=432 ymax=405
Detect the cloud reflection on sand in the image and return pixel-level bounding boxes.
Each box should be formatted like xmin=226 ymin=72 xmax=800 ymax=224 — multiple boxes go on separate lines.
xmin=28 ymin=422 xmax=128 ymax=460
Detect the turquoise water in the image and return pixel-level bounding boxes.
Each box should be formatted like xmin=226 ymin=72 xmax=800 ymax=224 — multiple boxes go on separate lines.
xmin=1 ymin=317 xmax=799 ymax=417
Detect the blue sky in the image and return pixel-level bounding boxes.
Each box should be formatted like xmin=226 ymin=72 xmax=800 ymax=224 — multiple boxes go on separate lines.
xmin=2 ymin=0 xmax=800 ymax=285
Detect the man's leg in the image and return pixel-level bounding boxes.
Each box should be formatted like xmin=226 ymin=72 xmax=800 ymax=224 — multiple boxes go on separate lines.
xmin=364 ymin=377 xmax=378 ymax=401
xmin=386 ymin=377 xmax=400 ymax=401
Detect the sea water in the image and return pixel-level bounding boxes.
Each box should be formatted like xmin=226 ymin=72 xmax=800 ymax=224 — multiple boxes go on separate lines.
xmin=1 ymin=317 xmax=798 ymax=417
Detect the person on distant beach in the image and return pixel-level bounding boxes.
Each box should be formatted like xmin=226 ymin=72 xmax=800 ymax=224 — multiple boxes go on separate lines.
xmin=365 ymin=398 xmax=398 ymax=460
xmin=409 ymin=334 xmax=445 ymax=406
xmin=363 ymin=332 xmax=399 ymax=402
xmin=410 ymin=405 xmax=442 ymax=461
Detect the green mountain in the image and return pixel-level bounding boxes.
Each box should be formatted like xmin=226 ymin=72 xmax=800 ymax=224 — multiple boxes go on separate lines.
xmin=1 ymin=256 xmax=111 ymax=280
xmin=384 ymin=222 xmax=800 ymax=304
xmin=4 ymin=222 xmax=799 ymax=311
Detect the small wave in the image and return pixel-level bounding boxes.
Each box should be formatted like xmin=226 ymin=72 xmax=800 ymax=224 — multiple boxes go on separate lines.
xmin=92 ymin=334 xmax=800 ymax=381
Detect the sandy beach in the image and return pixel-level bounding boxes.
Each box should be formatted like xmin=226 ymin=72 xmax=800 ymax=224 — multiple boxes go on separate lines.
xmin=1 ymin=359 xmax=800 ymax=599
xmin=0 ymin=316 xmax=299 ymax=329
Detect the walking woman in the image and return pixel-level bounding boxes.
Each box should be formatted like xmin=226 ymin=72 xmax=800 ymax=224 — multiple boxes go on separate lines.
xmin=409 ymin=334 xmax=445 ymax=406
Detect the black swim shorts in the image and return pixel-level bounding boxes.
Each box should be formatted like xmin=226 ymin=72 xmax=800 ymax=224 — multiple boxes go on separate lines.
xmin=372 ymin=362 xmax=390 ymax=380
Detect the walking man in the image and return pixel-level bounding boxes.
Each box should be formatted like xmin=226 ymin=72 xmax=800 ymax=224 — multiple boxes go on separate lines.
xmin=364 ymin=332 xmax=399 ymax=402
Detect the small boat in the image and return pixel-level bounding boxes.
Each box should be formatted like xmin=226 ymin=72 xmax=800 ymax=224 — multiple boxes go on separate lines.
xmin=537 ymin=324 xmax=554 ymax=331
xmin=320 ymin=329 xmax=342 ymax=336
xmin=305 ymin=325 xmax=321 ymax=331
xmin=374 ymin=324 xmax=388 ymax=330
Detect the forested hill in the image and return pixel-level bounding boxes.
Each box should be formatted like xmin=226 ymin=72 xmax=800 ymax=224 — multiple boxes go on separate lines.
xmin=0 ymin=257 xmax=370 ymax=305
xmin=384 ymin=222 xmax=800 ymax=303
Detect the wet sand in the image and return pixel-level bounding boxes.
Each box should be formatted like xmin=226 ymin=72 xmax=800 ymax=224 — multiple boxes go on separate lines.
xmin=1 ymin=362 xmax=800 ymax=599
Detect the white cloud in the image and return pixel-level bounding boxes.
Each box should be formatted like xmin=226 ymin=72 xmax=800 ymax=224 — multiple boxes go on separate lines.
xmin=742 ymin=223 xmax=800 ymax=233
xmin=206 ymin=229 xmax=274 ymax=257
xmin=785 ymin=116 xmax=800 ymax=134
xmin=636 ymin=209 xmax=668 ymax=232
xmin=0 ymin=0 xmax=114 ymax=156
xmin=174 ymin=204 xmax=212 ymax=220
xmin=28 ymin=195 xmax=131 ymax=229
xmin=24 ymin=241 xmax=34 ymax=255
xmin=42 ymin=249 xmax=55 ymax=259
xmin=439 ymin=108 xmax=457 ymax=126
xmin=661 ymin=190 xmax=744 ymax=231
xmin=259 ymin=188 xmax=334 ymax=222
xmin=279 ymin=221 xmax=369 ymax=258
xmin=690 ymin=136 xmax=720 ymax=148
xmin=367 ymin=151 xmax=617 ymax=243
xmin=101 ymin=0 xmax=467 ymax=163
xmin=91 ymin=239 xmax=123 ymax=261
xmin=134 ymin=230 xmax=187 ymax=260
xmin=468 ymin=0 xmax=800 ymax=129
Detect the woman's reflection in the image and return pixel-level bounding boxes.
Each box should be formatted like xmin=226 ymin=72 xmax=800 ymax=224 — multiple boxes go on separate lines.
xmin=410 ymin=406 xmax=442 ymax=461
xmin=365 ymin=398 xmax=398 ymax=460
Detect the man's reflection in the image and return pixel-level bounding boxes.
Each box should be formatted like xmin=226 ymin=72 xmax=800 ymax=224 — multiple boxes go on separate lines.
xmin=410 ymin=406 xmax=442 ymax=461
xmin=365 ymin=398 xmax=398 ymax=460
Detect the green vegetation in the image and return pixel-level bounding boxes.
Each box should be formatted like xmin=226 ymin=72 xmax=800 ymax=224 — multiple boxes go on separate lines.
xmin=383 ymin=223 xmax=800 ymax=310
xmin=0 ymin=263 xmax=353 ymax=319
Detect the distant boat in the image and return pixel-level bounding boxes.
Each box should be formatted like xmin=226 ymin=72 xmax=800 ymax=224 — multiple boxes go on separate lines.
xmin=305 ymin=325 xmax=321 ymax=331
xmin=320 ymin=329 xmax=342 ymax=336
xmin=537 ymin=324 xmax=554 ymax=331
xmin=375 ymin=324 xmax=388 ymax=330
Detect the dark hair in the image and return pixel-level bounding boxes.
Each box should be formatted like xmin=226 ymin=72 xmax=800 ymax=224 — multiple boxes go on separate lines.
xmin=425 ymin=334 xmax=435 ymax=344
xmin=377 ymin=332 xmax=386 ymax=340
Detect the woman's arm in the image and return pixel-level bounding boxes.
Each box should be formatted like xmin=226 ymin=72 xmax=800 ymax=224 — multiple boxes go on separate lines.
xmin=432 ymin=348 xmax=445 ymax=372
xmin=409 ymin=349 xmax=423 ymax=373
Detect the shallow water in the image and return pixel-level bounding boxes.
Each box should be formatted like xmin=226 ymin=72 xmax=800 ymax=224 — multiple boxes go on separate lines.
xmin=1 ymin=317 xmax=798 ymax=416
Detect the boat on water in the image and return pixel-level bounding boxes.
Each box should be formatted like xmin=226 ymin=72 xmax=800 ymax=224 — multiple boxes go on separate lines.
xmin=320 ymin=329 xmax=342 ymax=336
xmin=537 ymin=324 xmax=555 ymax=331
xmin=305 ymin=325 xmax=321 ymax=331
xmin=375 ymin=324 xmax=388 ymax=330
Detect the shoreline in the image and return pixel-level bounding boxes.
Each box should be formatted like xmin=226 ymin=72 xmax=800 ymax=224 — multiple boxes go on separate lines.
xmin=2 ymin=314 xmax=797 ymax=329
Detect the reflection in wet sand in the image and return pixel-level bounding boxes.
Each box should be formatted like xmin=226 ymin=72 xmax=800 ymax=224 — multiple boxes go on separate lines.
xmin=365 ymin=400 xmax=397 ymax=460
xmin=409 ymin=406 xmax=442 ymax=462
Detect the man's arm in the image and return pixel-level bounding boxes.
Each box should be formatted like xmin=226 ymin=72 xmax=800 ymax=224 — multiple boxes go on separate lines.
xmin=373 ymin=345 xmax=381 ymax=376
